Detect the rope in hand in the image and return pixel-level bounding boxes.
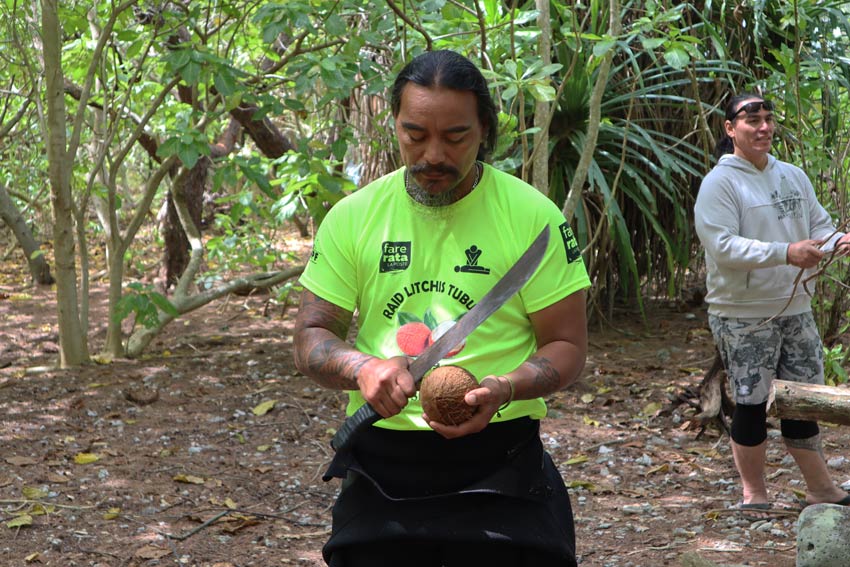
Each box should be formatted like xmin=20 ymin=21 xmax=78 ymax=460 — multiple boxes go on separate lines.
xmin=747 ymin=220 xmax=850 ymax=331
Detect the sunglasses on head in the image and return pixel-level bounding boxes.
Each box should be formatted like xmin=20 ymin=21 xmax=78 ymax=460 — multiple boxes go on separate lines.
xmin=727 ymin=100 xmax=774 ymax=120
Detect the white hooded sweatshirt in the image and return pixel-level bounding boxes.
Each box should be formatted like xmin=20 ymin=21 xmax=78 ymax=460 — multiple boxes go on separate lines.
xmin=694 ymin=154 xmax=844 ymax=319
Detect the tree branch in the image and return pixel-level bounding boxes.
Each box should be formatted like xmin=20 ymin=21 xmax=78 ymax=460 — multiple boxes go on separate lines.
xmin=385 ymin=0 xmax=432 ymax=51
xmin=562 ymin=0 xmax=621 ymax=222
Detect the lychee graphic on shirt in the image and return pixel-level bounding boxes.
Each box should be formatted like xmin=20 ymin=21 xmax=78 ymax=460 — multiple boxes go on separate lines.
xmin=395 ymin=310 xmax=465 ymax=358
xmin=396 ymin=322 xmax=431 ymax=356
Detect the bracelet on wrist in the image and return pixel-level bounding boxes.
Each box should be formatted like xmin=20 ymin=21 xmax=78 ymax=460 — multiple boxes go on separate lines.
xmin=495 ymin=375 xmax=515 ymax=418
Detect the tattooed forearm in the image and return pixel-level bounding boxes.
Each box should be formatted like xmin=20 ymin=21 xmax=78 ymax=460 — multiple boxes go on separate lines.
xmin=524 ymin=356 xmax=561 ymax=396
xmin=301 ymin=337 xmax=375 ymax=390
xmin=294 ymin=289 xmax=374 ymax=390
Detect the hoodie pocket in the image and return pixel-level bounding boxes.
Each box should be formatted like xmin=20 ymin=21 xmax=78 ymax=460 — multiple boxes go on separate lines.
xmin=744 ymin=265 xmax=798 ymax=300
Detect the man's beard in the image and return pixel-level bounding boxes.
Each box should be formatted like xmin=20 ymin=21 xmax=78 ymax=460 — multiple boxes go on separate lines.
xmin=405 ymin=177 xmax=463 ymax=207
xmin=404 ymin=164 xmax=469 ymax=207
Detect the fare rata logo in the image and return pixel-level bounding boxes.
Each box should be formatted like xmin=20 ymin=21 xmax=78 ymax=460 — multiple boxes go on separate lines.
xmin=560 ymin=222 xmax=581 ymax=263
xmin=380 ymin=241 xmax=411 ymax=273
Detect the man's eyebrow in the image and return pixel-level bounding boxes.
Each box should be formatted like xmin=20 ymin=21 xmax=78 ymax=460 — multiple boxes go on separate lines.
xmin=400 ymin=121 xmax=471 ymax=134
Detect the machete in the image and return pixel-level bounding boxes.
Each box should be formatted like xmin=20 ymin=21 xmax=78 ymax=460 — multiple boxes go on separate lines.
xmin=329 ymin=224 xmax=551 ymax=453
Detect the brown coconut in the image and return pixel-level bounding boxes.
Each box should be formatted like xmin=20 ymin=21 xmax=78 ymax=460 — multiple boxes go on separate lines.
xmin=420 ymin=365 xmax=478 ymax=425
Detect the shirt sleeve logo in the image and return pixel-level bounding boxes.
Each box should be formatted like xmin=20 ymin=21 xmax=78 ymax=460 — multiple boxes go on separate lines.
xmin=380 ymin=241 xmax=411 ymax=273
xmin=455 ymin=245 xmax=490 ymax=274
xmin=560 ymin=222 xmax=582 ymax=263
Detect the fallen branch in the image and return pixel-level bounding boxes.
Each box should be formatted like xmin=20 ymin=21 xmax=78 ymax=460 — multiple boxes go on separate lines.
xmin=0 ymin=499 xmax=96 ymax=510
xmin=768 ymin=379 xmax=850 ymax=425
xmin=126 ymin=265 xmax=304 ymax=357
xmin=703 ymin=507 xmax=799 ymax=518
xmin=276 ymin=528 xmax=331 ymax=539
xmin=166 ymin=510 xmax=230 ymax=541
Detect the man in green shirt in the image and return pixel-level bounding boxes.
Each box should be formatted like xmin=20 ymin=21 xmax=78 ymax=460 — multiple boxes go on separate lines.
xmin=294 ymin=49 xmax=590 ymax=566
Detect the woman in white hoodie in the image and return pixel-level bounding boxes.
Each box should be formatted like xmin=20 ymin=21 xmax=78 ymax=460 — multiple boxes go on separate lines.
xmin=694 ymin=94 xmax=850 ymax=514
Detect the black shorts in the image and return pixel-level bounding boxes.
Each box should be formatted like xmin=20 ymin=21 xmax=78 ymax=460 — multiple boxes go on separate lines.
xmin=328 ymin=539 xmax=568 ymax=566
xmin=322 ymin=418 xmax=577 ymax=566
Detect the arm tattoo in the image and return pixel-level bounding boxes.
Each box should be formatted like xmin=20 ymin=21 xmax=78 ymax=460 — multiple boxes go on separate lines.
xmin=525 ymin=356 xmax=561 ymax=396
xmin=294 ymin=290 xmax=374 ymax=390
xmin=305 ymin=339 xmax=373 ymax=388
xmin=297 ymin=291 xmax=350 ymax=338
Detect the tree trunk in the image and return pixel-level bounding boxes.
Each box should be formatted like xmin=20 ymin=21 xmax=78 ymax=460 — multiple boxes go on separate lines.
xmin=159 ymin=118 xmax=243 ymax=290
xmin=692 ymin=348 xmax=734 ymax=437
xmin=160 ymin=158 xmax=208 ymax=290
xmin=769 ymin=380 xmax=850 ymax=426
xmin=0 ymin=183 xmax=54 ymax=285
xmin=531 ymin=0 xmax=551 ymax=195
xmin=41 ymin=0 xmax=88 ymax=366
xmin=230 ymin=104 xmax=293 ymax=158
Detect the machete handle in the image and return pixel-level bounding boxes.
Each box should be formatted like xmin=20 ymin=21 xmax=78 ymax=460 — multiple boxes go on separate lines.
xmin=329 ymin=402 xmax=381 ymax=452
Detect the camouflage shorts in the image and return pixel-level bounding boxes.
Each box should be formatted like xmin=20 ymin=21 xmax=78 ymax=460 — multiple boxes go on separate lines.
xmin=708 ymin=312 xmax=824 ymax=405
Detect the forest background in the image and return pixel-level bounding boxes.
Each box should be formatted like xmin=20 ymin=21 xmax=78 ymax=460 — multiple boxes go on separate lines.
xmin=2 ymin=1 xmax=850 ymax=565
xmin=1 ymin=0 xmax=849 ymax=371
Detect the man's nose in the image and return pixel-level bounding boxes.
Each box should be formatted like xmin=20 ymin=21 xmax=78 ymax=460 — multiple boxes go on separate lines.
xmin=423 ymin=139 xmax=446 ymax=164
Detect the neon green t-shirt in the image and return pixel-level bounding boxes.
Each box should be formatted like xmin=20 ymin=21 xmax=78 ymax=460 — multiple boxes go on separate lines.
xmin=299 ymin=164 xmax=591 ymax=431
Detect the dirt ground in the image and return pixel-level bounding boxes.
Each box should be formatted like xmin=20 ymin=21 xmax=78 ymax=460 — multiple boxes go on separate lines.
xmin=1 ymin=238 xmax=849 ymax=567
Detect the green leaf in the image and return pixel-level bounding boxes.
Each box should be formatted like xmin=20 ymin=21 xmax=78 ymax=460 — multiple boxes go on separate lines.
xmin=115 ymin=30 xmax=138 ymax=41
xmin=564 ymin=455 xmax=589 ymax=465
xmin=214 ymin=72 xmax=236 ymax=97
xmin=326 ymin=14 xmax=346 ymax=36
xmin=663 ymin=47 xmax=690 ymax=69
xmin=177 ymin=146 xmax=200 ymax=169
xmin=149 ymin=293 xmax=179 ymax=317
xmin=21 ymin=486 xmax=47 ymax=499
xmin=284 ymin=98 xmax=305 ymax=111
xmin=501 ymin=84 xmax=518 ymax=101
xmin=593 ymin=40 xmax=616 ymax=58
xmin=6 ymin=514 xmax=32 ymax=529
xmin=331 ymin=138 xmax=347 ymax=161
xmin=538 ymin=63 xmax=564 ymax=75
xmin=397 ymin=312 xmax=423 ymax=325
xmin=74 ymin=452 xmax=100 ymax=464
xmin=529 ymin=84 xmax=557 ymax=102
xmin=239 ymin=164 xmax=274 ymax=198
xmin=423 ymin=309 xmax=438 ymax=330
xmin=181 ymin=61 xmax=202 ymax=85
xmin=171 ymin=49 xmax=191 ymax=69
xmin=252 ymin=399 xmax=276 ymax=416
xmin=641 ymin=37 xmax=666 ymax=50
xmin=125 ymin=38 xmax=144 ymax=59
xmin=156 ymin=137 xmax=180 ymax=160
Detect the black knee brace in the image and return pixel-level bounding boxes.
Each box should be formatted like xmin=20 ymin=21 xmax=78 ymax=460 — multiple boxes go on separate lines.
xmin=781 ymin=419 xmax=819 ymax=440
xmin=731 ymin=402 xmax=768 ymax=446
